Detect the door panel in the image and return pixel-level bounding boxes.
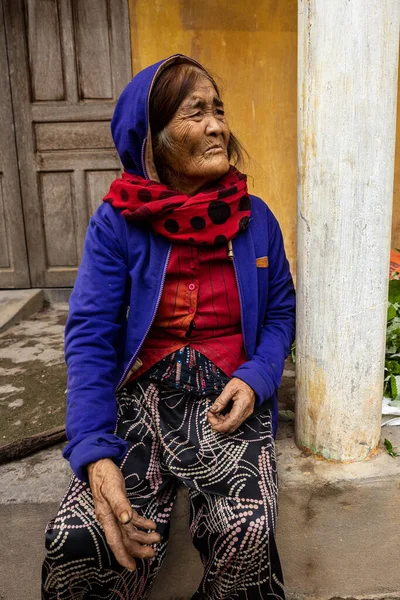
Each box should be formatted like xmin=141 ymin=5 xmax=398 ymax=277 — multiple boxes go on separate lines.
xmin=4 ymin=0 xmax=131 ymax=287
xmin=26 ymin=0 xmax=65 ymax=101
xmin=0 ymin=0 xmax=30 ymax=288
xmin=73 ymin=0 xmax=113 ymax=99
xmin=39 ymin=172 xmax=78 ymax=268
xmin=86 ymin=170 xmax=122 ymax=218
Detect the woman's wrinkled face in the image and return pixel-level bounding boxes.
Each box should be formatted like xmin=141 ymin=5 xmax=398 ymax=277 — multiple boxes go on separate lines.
xmin=162 ymin=75 xmax=231 ymax=194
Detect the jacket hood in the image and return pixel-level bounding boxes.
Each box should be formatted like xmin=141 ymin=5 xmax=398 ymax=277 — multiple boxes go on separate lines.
xmin=111 ymin=54 xmax=206 ymax=180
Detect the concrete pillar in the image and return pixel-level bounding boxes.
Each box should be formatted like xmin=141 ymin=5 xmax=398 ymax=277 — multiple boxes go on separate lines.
xmin=296 ymin=0 xmax=400 ymax=461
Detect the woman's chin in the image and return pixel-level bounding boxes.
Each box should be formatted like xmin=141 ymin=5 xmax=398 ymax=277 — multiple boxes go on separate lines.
xmin=201 ymin=159 xmax=230 ymax=182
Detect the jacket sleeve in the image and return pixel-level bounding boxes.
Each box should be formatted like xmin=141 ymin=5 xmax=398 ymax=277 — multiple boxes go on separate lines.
xmin=62 ymin=214 xmax=129 ymax=482
xmin=232 ymin=213 xmax=295 ymax=406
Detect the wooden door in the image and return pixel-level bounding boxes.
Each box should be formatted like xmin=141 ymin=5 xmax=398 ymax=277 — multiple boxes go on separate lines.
xmin=4 ymin=0 xmax=131 ymax=287
xmin=0 ymin=1 xmax=30 ymax=288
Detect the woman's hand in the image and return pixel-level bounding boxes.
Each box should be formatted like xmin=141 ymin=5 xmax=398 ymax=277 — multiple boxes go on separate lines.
xmin=87 ymin=458 xmax=161 ymax=571
xmin=207 ymin=378 xmax=255 ymax=433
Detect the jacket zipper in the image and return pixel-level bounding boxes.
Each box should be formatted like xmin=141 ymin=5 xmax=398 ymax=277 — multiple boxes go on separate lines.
xmin=231 ymin=242 xmax=249 ymax=360
xmin=115 ymin=245 xmax=172 ymax=390
xmin=141 ymin=139 xmax=149 ymax=179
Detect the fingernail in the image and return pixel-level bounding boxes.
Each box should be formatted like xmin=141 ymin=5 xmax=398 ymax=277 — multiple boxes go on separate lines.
xmin=120 ymin=511 xmax=130 ymax=524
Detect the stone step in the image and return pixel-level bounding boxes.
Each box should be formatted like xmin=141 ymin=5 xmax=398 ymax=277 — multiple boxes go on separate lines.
xmin=0 ymin=289 xmax=44 ymax=333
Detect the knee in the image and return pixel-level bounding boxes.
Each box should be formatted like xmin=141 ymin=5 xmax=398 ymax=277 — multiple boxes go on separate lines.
xmin=45 ymin=519 xmax=103 ymax=566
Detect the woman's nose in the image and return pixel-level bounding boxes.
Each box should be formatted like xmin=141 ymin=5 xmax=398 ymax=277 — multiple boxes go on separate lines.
xmin=205 ymin=115 xmax=223 ymax=136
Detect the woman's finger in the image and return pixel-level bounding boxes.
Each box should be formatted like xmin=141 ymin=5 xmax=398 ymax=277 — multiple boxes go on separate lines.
xmin=105 ymin=481 xmax=134 ymax=525
xmin=105 ymin=481 xmax=158 ymax=531
xmin=207 ymin=410 xmax=226 ymax=427
xmin=121 ymin=527 xmax=158 ymax=559
xmin=130 ymin=543 xmax=156 ymax=560
xmin=89 ymin=458 xmax=134 ymax=525
xmin=123 ymin=524 xmax=161 ymax=546
xmin=211 ymin=397 xmax=250 ymax=433
xmin=97 ymin=510 xmax=137 ymax=571
xmin=208 ymin=381 xmax=235 ymax=414
xmin=129 ymin=510 xmax=158 ymax=531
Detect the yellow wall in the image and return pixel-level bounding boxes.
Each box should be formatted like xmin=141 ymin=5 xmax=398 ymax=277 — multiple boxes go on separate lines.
xmin=129 ymin=0 xmax=400 ymax=272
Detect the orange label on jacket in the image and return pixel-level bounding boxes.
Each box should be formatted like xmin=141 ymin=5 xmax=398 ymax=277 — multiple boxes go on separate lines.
xmin=256 ymin=256 xmax=269 ymax=268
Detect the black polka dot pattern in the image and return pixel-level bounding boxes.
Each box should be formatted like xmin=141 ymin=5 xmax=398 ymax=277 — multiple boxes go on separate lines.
xmin=218 ymin=187 xmax=237 ymax=199
xmin=239 ymin=195 xmax=251 ymax=211
xmin=120 ymin=189 xmax=129 ymax=202
xmin=214 ymin=235 xmax=228 ymax=246
xmin=164 ymin=219 xmax=180 ymax=234
xmin=137 ymin=189 xmax=152 ymax=202
xmin=159 ymin=191 xmax=176 ymax=200
xmin=190 ymin=216 xmax=206 ymax=230
xmin=104 ymin=168 xmax=251 ymax=247
xmin=208 ymin=201 xmax=231 ymax=225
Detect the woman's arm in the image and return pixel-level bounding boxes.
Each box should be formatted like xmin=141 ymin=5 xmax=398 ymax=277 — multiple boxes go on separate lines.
xmin=63 ymin=208 xmax=129 ymax=482
xmin=208 ymin=212 xmax=295 ymax=432
xmin=64 ymin=207 xmax=161 ymax=568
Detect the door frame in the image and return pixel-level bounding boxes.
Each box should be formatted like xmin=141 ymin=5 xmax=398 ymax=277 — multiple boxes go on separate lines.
xmin=0 ymin=0 xmax=30 ymax=288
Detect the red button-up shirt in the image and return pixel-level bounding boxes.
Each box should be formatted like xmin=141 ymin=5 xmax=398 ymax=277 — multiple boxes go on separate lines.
xmin=131 ymin=243 xmax=247 ymax=379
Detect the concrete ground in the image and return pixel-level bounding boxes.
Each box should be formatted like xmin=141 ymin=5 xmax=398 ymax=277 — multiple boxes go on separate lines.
xmin=0 ymin=306 xmax=67 ymax=448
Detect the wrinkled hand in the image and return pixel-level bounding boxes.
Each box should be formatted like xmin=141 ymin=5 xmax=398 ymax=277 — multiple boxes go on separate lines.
xmin=207 ymin=378 xmax=256 ymax=434
xmin=88 ymin=458 xmax=161 ymax=571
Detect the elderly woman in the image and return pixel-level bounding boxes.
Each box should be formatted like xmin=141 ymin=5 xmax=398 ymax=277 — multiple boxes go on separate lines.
xmin=42 ymin=54 xmax=295 ymax=600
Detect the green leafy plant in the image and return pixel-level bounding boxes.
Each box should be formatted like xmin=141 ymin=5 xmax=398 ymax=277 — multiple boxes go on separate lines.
xmin=290 ymin=340 xmax=296 ymax=364
xmin=384 ymin=438 xmax=400 ymax=458
xmin=384 ymin=280 xmax=400 ymax=401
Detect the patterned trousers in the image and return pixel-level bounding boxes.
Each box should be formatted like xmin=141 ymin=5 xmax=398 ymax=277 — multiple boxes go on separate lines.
xmin=42 ymin=377 xmax=285 ymax=600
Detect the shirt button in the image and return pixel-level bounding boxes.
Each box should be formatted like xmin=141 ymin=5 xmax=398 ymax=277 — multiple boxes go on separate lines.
xmin=188 ymin=307 xmax=194 ymax=314
xmin=188 ymin=283 xmax=196 ymax=291
xmin=189 ymin=261 xmax=196 ymax=269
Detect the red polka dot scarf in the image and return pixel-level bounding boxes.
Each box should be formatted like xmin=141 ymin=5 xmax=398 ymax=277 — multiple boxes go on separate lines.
xmin=103 ymin=167 xmax=251 ymax=246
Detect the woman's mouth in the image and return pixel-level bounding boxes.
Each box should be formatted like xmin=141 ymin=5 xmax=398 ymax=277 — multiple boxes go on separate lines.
xmin=205 ymin=145 xmax=225 ymax=153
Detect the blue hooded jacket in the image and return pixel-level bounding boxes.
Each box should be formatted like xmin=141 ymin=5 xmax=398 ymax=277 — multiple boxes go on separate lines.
xmin=63 ymin=55 xmax=296 ymax=481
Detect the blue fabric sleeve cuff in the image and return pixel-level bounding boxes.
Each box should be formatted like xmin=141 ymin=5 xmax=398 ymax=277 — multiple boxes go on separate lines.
xmin=232 ymin=364 xmax=274 ymax=407
xmin=232 ymin=369 xmax=279 ymax=438
xmin=63 ymin=434 xmax=129 ymax=483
